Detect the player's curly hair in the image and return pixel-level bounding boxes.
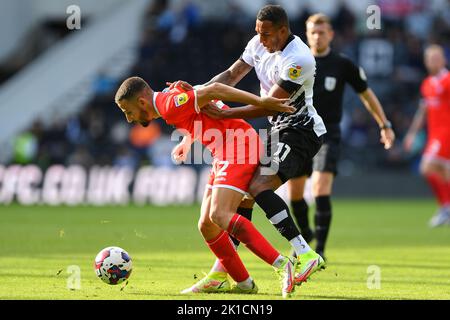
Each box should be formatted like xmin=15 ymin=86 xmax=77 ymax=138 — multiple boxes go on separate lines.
xmin=257 ymin=5 xmax=290 ymax=29
xmin=115 ymin=76 xmax=150 ymax=104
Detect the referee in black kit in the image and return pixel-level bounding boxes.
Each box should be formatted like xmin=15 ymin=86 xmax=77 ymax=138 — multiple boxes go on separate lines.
xmin=287 ymin=13 xmax=396 ymax=260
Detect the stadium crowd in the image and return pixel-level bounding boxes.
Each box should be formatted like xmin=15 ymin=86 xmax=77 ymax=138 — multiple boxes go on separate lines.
xmin=7 ymin=0 xmax=450 ymax=177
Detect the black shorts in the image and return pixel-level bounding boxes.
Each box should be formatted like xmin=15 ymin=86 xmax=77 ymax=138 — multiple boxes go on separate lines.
xmin=261 ymin=128 xmax=323 ymax=184
xmin=294 ymin=138 xmax=341 ymax=177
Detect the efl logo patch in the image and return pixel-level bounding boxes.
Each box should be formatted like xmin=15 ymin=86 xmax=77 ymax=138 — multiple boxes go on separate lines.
xmin=174 ymin=93 xmax=189 ymax=107
xmin=288 ymin=66 xmax=302 ymax=80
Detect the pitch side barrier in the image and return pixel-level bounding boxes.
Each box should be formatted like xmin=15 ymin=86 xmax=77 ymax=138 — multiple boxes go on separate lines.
xmin=0 ymin=164 xmax=292 ymax=206
xmin=0 ymin=164 xmax=430 ymax=206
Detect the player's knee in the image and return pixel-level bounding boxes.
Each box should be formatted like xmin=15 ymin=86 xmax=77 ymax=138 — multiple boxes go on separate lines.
xmin=312 ymin=182 xmax=322 ymax=196
xmin=312 ymin=176 xmax=333 ymax=196
xmin=197 ymin=217 xmax=215 ymax=236
xmin=313 ymin=184 xmax=329 ymax=197
xmin=420 ymin=160 xmax=443 ymax=177
xmin=197 ymin=218 xmax=206 ymax=234
xmin=209 ymin=209 xmax=230 ymax=230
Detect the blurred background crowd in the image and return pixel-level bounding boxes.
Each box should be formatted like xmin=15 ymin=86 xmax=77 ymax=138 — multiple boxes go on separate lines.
xmin=1 ymin=0 xmax=449 ymax=179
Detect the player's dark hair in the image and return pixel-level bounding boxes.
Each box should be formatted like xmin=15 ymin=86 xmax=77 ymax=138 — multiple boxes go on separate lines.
xmin=257 ymin=5 xmax=290 ymax=29
xmin=115 ymin=76 xmax=150 ymax=103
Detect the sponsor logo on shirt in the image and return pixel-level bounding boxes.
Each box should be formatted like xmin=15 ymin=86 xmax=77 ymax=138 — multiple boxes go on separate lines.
xmin=174 ymin=93 xmax=189 ymax=107
xmin=288 ymin=66 xmax=302 ymax=80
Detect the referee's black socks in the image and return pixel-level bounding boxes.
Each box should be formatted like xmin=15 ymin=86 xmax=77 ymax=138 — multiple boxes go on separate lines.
xmin=290 ymin=198 xmax=314 ymax=242
xmin=314 ymin=195 xmax=332 ymax=254
xmin=254 ymin=190 xmax=300 ymax=241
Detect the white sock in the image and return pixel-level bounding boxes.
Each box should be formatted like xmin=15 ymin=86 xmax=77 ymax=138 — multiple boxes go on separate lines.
xmin=210 ymin=259 xmax=227 ymax=274
xmin=237 ymin=277 xmax=254 ymax=289
xmin=290 ymin=235 xmax=311 ymax=256
xmin=272 ymin=255 xmax=286 ymax=268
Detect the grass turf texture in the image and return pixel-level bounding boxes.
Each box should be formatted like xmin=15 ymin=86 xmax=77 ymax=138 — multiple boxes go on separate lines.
xmin=0 ymin=200 xmax=449 ymax=300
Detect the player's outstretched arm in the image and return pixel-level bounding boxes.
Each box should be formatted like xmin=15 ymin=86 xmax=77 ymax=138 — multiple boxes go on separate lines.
xmin=196 ymin=82 xmax=295 ymax=113
xmin=359 ymin=88 xmax=395 ymax=150
xmin=202 ymin=103 xmax=277 ymax=120
xmin=201 ymin=81 xmax=295 ymax=120
xmin=203 ymin=59 xmax=253 ymax=87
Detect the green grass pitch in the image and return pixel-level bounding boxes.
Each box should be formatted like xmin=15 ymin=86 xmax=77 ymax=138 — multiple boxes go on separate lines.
xmin=1 ymin=199 xmax=449 ymax=300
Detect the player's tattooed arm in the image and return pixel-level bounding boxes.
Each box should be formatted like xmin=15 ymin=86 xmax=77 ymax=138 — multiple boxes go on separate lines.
xmin=203 ymin=59 xmax=253 ymax=87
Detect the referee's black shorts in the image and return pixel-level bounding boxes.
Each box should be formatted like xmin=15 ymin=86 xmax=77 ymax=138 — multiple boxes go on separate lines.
xmin=293 ymin=137 xmax=341 ymax=178
xmin=261 ymin=127 xmax=323 ymax=184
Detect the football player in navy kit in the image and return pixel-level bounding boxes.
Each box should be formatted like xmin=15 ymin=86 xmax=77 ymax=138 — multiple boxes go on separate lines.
xmin=285 ymin=13 xmax=395 ymax=260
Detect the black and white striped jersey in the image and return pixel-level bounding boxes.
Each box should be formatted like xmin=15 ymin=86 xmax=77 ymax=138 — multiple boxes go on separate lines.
xmin=241 ymin=34 xmax=326 ymax=137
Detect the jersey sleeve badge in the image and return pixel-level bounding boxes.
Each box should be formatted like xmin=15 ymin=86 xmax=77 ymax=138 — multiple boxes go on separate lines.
xmin=324 ymin=76 xmax=337 ymax=91
xmin=288 ymin=66 xmax=302 ymax=80
xmin=174 ymin=92 xmax=189 ymax=107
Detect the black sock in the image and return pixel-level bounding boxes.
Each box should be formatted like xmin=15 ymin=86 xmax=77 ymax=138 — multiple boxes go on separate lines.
xmin=291 ymin=198 xmax=312 ymax=235
xmin=229 ymin=207 xmax=253 ymax=247
xmin=314 ymin=195 xmax=332 ymax=253
xmin=254 ymin=190 xmax=300 ymax=241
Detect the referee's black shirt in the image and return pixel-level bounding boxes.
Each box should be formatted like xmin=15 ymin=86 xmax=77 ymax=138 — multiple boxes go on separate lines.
xmin=313 ymin=50 xmax=368 ymax=140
